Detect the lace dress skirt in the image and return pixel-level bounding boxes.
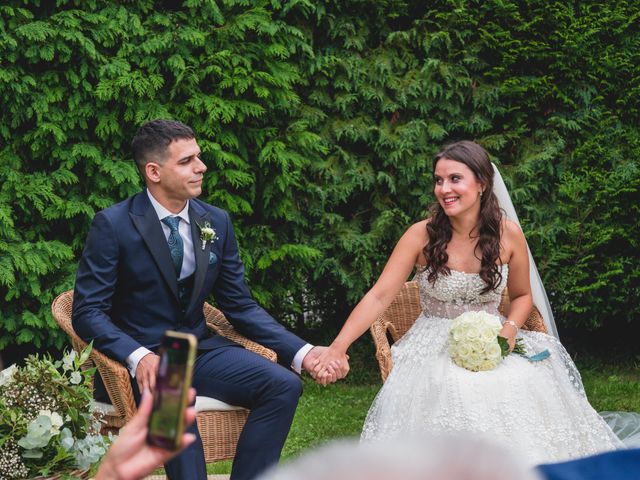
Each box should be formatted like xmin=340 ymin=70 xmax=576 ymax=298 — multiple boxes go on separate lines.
xmin=361 ymin=313 xmax=623 ymax=466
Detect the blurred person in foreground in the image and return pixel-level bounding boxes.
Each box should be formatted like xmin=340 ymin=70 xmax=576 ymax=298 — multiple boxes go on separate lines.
xmin=256 ymin=433 xmax=543 ymax=480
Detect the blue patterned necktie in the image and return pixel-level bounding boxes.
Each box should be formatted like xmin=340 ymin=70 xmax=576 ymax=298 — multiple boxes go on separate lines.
xmin=161 ymin=216 xmax=183 ymax=277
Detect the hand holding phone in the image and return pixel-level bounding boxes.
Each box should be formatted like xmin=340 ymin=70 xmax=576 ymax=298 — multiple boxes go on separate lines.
xmin=95 ymin=389 xmax=197 ymax=480
xmin=147 ymin=331 xmax=197 ymax=450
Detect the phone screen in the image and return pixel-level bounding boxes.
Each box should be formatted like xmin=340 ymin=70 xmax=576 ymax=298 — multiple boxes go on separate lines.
xmin=147 ymin=332 xmax=196 ymax=450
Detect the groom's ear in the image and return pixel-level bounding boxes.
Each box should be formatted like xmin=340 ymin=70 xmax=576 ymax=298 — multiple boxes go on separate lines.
xmin=145 ymin=162 xmax=161 ymax=184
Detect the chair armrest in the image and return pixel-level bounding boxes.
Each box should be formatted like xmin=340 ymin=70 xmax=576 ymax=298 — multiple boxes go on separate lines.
xmin=203 ymin=302 xmax=277 ymax=363
xmin=51 ymin=291 xmax=138 ymax=422
xmin=90 ymin=346 xmax=138 ymax=421
xmin=370 ymin=317 xmax=393 ymax=383
xmin=67 ymin=331 xmax=137 ymax=422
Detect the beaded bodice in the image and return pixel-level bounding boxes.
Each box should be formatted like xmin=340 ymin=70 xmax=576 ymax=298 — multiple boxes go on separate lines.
xmin=414 ymin=265 xmax=508 ymax=319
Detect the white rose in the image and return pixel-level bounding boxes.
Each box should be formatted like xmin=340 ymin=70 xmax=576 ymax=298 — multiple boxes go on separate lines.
xmin=478 ymin=359 xmax=499 ymax=371
xmin=485 ymin=341 xmax=502 ymax=360
xmin=465 ymin=324 xmax=482 ymax=341
xmin=455 ymin=343 xmax=473 ymax=360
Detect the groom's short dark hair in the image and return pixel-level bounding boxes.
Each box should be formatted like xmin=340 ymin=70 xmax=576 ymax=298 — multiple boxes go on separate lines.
xmin=131 ymin=119 xmax=195 ymax=168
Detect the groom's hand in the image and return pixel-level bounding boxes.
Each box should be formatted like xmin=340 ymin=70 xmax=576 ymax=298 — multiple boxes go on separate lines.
xmin=136 ymin=353 xmax=160 ymax=393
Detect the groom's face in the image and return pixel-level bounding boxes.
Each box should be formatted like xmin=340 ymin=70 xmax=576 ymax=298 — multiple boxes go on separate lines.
xmin=154 ymin=138 xmax=207 ymax=204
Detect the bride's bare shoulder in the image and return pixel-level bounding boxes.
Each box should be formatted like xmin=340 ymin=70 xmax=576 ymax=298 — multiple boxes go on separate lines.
xmin=406 ymin=220 xmax=429 ymax=239
xmin=399 ymin=220 xmax=429 ymax=251
xmin=501 ymin=218 xmax=527 ymax=253
xmin=501 ymin=218 xmax=524 ymax=239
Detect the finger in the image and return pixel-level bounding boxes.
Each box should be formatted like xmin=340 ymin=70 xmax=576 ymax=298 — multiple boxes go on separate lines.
xmin=322 ymin=366 xmax=338 ymax=384
xmin=328 ymin=360 xmax=342 ymax=373
xmin=128 ymin=390 xmax=153 ymax=429
xmin=312 ymin=364 xmax=325 ymax=376
xmin=188 ymin=387 xmax=196 ymax=404
xmin=184 ymin=406 xmax=197 ymax=428
xmin=137 ymin=375 xmax=147 ymax=394
xmin=148 ymin=369 xmax=156 ymax=392
xmin=180 ymin=433 xmax=197 ymax=451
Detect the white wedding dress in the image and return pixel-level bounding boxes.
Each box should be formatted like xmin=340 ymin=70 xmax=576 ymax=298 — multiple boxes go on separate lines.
xmin=361 ymin=264 xmax=624 ymax=465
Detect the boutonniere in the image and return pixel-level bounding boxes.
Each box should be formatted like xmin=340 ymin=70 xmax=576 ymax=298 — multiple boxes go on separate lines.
xmin=197 ymin=221 xmax=218 ymax=251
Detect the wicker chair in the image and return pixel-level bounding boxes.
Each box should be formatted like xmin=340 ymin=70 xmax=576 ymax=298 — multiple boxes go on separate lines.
xmin=51 ymin=290 xmax=277 ymax=463
xmin=369 ymin=281 xmax=548 ymax=382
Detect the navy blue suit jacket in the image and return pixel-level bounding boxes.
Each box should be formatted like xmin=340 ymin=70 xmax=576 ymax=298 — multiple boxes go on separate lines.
xmin=72 ymin=191 xmax=306 ymax=369
xmin=537 ymin=448 xmax=640 ymax=480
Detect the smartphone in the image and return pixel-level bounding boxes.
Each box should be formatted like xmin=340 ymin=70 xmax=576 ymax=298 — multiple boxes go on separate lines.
xmin=147 ymin=331 xmax=197 ymax=450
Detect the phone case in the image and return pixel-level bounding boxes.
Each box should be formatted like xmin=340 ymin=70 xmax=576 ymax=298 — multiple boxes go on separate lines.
xmin=147 ymin=330 xmax=197 ymax=450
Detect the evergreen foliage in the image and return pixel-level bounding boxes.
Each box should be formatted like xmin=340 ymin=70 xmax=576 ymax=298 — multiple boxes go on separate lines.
xmin=0 ymin=0 xmax=637 ymax=354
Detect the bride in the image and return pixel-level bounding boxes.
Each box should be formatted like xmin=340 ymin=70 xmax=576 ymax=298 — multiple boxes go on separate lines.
xmin=312 ymin=140 xmax=630 ymax=465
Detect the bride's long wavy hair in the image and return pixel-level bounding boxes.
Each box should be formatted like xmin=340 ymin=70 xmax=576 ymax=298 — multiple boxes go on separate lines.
xmin=423 ymin=140 xmax=503 ymax=294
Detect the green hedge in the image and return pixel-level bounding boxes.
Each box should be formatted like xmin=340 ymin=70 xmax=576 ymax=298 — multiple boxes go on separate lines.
xmin=1 ymin=0 xmax=638 ymax=353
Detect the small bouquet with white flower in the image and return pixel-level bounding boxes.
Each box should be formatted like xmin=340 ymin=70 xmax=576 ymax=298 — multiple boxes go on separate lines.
xmin=197 ymin=221 xmax=217 ymax=251
xmin=0 ymin=344 xmax=110 ymax=479
xmin=449 ymin=311 xmax=526 ymax=372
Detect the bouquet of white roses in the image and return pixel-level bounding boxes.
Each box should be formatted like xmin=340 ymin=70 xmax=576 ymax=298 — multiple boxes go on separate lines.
xmin=449 ymin=311 xmax=525 ymax=372
xmin=0 ymin=344 xmax=110 ymax=479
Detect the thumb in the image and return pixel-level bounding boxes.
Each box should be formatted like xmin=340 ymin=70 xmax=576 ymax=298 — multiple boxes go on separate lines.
xmin=129 ymin=389 xmax=154 ymax=428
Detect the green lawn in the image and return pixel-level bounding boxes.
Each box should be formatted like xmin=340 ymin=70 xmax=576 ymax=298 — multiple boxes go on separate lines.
xmin=208 ymin=356 xmax=640 ymax=474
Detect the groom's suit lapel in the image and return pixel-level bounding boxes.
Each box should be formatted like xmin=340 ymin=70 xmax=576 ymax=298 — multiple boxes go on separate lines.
xmin=185 ymin=201 xmax=211 ymax=318
xmin=129 ymin=192 xmax=179 ymax=301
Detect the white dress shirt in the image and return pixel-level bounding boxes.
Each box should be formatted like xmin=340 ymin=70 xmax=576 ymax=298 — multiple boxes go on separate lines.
xmin=126 ymin=190 xmax=312 ymax=377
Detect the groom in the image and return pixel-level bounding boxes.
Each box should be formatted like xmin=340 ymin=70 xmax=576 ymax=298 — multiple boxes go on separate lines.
xmin=72 ymin=119 xmax=348 ymax=480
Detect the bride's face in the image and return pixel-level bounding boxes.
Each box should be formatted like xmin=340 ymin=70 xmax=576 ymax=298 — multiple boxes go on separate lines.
xmin=433 ymin=158 xmax=484 ymax=218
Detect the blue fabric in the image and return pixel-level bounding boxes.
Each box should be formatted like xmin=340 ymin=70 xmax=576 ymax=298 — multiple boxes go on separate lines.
xmin=72 ymin=190 xmax=308 ymax=480
xmin=537 ymin=448 xmax=640 ymax=480
xmin=161 ymin=215 xmax=184 ymax=276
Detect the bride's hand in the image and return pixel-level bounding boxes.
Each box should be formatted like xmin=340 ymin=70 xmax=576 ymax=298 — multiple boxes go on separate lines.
xmin=309 ymin=345 xmax=350 ymax=385
xmin=499 ymin=326 xmax=517 ymax=352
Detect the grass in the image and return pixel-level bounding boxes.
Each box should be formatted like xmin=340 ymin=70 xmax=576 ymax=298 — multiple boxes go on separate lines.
xmin=575 ymin=356 xmax=640 ymax=412
xmin=206 ymin=354 xmax=639 ymax=474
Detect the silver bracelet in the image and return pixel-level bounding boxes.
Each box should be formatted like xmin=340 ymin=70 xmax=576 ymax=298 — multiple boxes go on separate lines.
xmin=504 ymin=320 xmax=519 ymax=332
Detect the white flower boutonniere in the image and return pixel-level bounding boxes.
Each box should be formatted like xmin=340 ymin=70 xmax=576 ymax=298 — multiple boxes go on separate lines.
xmin=198 ymin=221 xmax=217 ymax=251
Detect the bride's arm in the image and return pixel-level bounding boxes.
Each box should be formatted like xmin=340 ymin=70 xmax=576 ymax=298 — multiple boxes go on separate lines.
xmin=312 ymin=221 xmax=427 ymax=378
xmin=501 ymin=220 xmax=533 ymax=348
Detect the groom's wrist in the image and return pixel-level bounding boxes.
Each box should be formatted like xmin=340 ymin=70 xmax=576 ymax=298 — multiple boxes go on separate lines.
xmin=292 ymin=343 xmax=314 ymax=373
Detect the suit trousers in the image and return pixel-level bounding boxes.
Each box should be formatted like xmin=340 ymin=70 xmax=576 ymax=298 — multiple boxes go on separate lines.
xmin=132 ymin=344 xmax=303 ymax=480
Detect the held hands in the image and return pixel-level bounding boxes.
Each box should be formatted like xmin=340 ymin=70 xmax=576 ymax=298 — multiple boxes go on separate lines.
xmin=94 ymin=388 xmax=197 ymax=480
xmin=305 ymin=345 xmax=350 ymax=386
xmin=135 ymin=353 xmax=160 ymax=393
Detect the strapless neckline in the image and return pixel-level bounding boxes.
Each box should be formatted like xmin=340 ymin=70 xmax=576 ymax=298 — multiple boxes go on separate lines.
xmin=416 ymin=264 xmax=509 ymax=276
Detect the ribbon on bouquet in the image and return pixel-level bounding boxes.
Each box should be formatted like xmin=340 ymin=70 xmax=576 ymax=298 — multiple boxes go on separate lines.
xmin=518 ymin=349 xmax=551 ymax=362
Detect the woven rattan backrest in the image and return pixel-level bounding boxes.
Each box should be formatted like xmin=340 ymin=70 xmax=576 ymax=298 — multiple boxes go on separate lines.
xmin=379 ymin=281 xmax=422 ymax=342
xmin=369 ymin=282 xmax=421 ymax=381
xmin=51 ymin=291 xmax=86 ymax=354
xmin=499 ymin=289 xmax=547 ymax=333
